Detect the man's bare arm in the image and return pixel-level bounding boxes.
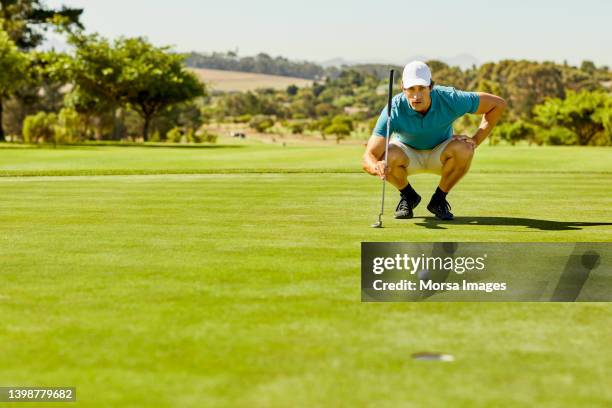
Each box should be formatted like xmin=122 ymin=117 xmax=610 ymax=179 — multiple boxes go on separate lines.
xmin=471 ymin=93 xmax=507 ymax=146
xmin=362 ymin=136 xmax=388 ymax=178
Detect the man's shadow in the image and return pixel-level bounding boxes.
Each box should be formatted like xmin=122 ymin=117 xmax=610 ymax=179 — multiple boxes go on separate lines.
xmin=413 ymin=216 xmax=612 ymax=231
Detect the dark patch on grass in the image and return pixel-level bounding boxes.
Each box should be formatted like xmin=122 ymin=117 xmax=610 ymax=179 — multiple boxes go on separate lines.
xmin=413 ymin=216 xmax=612 ymax=231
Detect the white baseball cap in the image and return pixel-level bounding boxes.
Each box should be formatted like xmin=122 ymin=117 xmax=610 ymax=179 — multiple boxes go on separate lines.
xmin=402 ymin=61 xmax=432 ymax=89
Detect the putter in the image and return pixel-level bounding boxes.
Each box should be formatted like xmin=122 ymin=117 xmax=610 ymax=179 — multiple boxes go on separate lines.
xmin=372 ymin=69 xmax=395 ymax=228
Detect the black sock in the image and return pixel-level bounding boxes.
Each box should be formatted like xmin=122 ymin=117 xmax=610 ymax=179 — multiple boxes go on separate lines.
xmin=432 ymin=186 xmax=448 ymax=202
xmin=400 ymin=184 xmax=419 ymax=200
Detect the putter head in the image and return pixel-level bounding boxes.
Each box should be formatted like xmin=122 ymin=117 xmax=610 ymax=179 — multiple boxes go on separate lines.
xmin=371 ymin=216 xmax=384 ymax=228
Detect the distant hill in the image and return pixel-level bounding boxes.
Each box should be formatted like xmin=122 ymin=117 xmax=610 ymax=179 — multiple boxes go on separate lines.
xmin=186 ymin=51 xmax=481 ymax=82
xmin=320 ymin=54 xmax=480 ymax=70
xmin=190 ymin=68 xmax=313 ymax=92
xmin=441 ymin=54 xmax=480 ymax=70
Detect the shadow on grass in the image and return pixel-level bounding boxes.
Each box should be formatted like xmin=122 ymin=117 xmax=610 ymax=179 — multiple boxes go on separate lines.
xmin=413 ymin=216 xmax=612 ymax=231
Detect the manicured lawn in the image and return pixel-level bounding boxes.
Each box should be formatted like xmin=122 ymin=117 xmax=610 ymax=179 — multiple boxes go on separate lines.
xmin=0 ymin=141 xmax=610 ymax=175
xmin=0 ymin=143 xmax=610 ymax=407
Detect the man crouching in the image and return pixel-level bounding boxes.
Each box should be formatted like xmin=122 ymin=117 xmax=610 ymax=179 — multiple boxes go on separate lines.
xmin=362 ymin=61 xmax=506 ymax=220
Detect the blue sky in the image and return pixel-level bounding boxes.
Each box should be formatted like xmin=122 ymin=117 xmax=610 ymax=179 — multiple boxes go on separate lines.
xmin=48 ymin=0 xmax=611 ymax=67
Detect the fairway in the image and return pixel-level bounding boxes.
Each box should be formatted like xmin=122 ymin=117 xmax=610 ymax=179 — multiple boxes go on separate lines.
xmin=1 ymin=144 xmax=611 ymax=407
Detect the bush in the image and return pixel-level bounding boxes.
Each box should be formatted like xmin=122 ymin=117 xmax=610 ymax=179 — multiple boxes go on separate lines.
xmin=312 ymin=117 xmax=332 ymax=139
xmin=249 ymin=115 xmax=274 ymax=133
xmin=286 ymin=85 xmax=299 ymax=96
xmin=454 ymin=114 xmax=480 ymax=135
xmin=538 ymin=126 xmax=578 ymax=145
xmin=166 ymin=126 xmax=218 ymax=144
xmin=491 ymin=121 xmax=535 ymax=145
xmin=149 ymin=130 xmax=161 ymax=142
xmin=183 ymin=128 xmax=195 ymax=143
xmin=166 ymin=127 xmax=184 ymax=143
xmin=54 ymin=108 xmax=87 ymax=143
xmin=194 ymin=126 xmax=218 ymax=143
xmin=367 ymin=116 xmax=379 ymax=133
xmin=23 ymin=112 xmax=58 ymax=144
xmin=314 ymin=103 xmax=336 ymax=117
xmin=533 ymin=90 xmax=611 ymax=145
xmin=288 ymin=121 xmax=305 ymax=135
xmin=149 ymin=102 xmax=205 ymax=141
xmin=332 ymin=95 xmax=355 ymax=109
xmin=234 ymin=114 xmax=252 ymax=123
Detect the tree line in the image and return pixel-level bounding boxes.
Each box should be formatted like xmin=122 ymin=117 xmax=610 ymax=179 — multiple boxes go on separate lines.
xmin=1 ymin=1 xmax=610 ymax=146
xmin=185 ymin=51 xmax=340 ymax=80
xmin=206 ymin=59 xmax=612 ymax=145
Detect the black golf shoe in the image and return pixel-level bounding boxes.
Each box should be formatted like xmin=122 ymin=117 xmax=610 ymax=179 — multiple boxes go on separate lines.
xmin=394 ymin=194 xmax=422 ymax=219
xmin=427 ymin=197 xmax=454 ymax=220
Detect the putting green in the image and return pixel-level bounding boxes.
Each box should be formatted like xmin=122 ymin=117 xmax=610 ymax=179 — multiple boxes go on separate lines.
xmin=0 ymin=143 xmax=610 ymax=407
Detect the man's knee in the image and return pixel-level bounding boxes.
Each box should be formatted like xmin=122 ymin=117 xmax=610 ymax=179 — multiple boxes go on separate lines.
xmin=387 ymin=146 xmax=408 ymax=168
xmin=446 ymin=141 xmax=474 ymax=163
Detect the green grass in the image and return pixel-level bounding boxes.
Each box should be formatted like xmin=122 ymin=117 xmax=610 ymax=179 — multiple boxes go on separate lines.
xmin=0 ymin=143 xmax=611 ymax=407
xmin=1 ymin=142 xmax=610 ymax=175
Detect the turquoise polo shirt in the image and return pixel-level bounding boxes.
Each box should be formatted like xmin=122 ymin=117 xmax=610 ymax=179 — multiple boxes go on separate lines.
xmin=372 ymin=86 xmax=480 ymax=150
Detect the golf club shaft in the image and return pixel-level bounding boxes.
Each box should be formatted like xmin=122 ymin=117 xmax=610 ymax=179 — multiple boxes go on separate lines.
xmin=379 ymin=69 xmax=395 ymax=217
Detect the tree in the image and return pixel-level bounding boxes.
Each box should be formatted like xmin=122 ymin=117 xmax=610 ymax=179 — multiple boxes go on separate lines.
xmin=64 ymin=87 xmax=114 ymax=140
xmin=146 ymin=100 xmax=204 ymax=140
xmin=314 ymin=102 xmax=336 ymax=117
xmin=67 ymin=33 xmax=132 ymax=139
xmin=0 ymin=0 xmax=81 ymax=138
xmin=5 ymin=50 xmax=70 ymax=138
xmin=286 ymin=84 xmax=298 ymax=96
xmin=580 ymin=60 xmax=596 ymax=74
xmin=0 ymin=29 xmax=28 ymax=140
xmin=324 ymin=115 xmax=354 ymax=144
xmin=475 ymin=60 xmax=565 ymax=120
xmin=249 ymin=115 xmax=274 ymax=133
xmin=0 ymin=0 xmax=83 ymax=50
xmin=560 ymin=65 xmax=601 ymax=92
xmin=425 ymin=60 xmax=450 ymax=73
xmin=288 ymin=120 xmax=305 ymax=134
xmin=427 ymin=60 xmax=468 ymax=89
xmin=118 ymin=38 xmax=205 ymax=140
xmin=67 ymin=34 xmax=205 ymax=141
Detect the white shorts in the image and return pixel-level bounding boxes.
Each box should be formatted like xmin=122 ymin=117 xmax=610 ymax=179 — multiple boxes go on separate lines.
xmin=389 ymin=138 xmax=453 ymax=176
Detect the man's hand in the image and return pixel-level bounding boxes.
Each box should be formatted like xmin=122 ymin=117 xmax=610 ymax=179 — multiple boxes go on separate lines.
xmin=374 ymin=160 xmax=389 ymax=179
xmin=452 ymin=134 xmax=477 ymax=150
xmin=471 ymin=93 xmax=507 ymax=145
xmin=363 ymin=135 xmax=388 ymax=177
